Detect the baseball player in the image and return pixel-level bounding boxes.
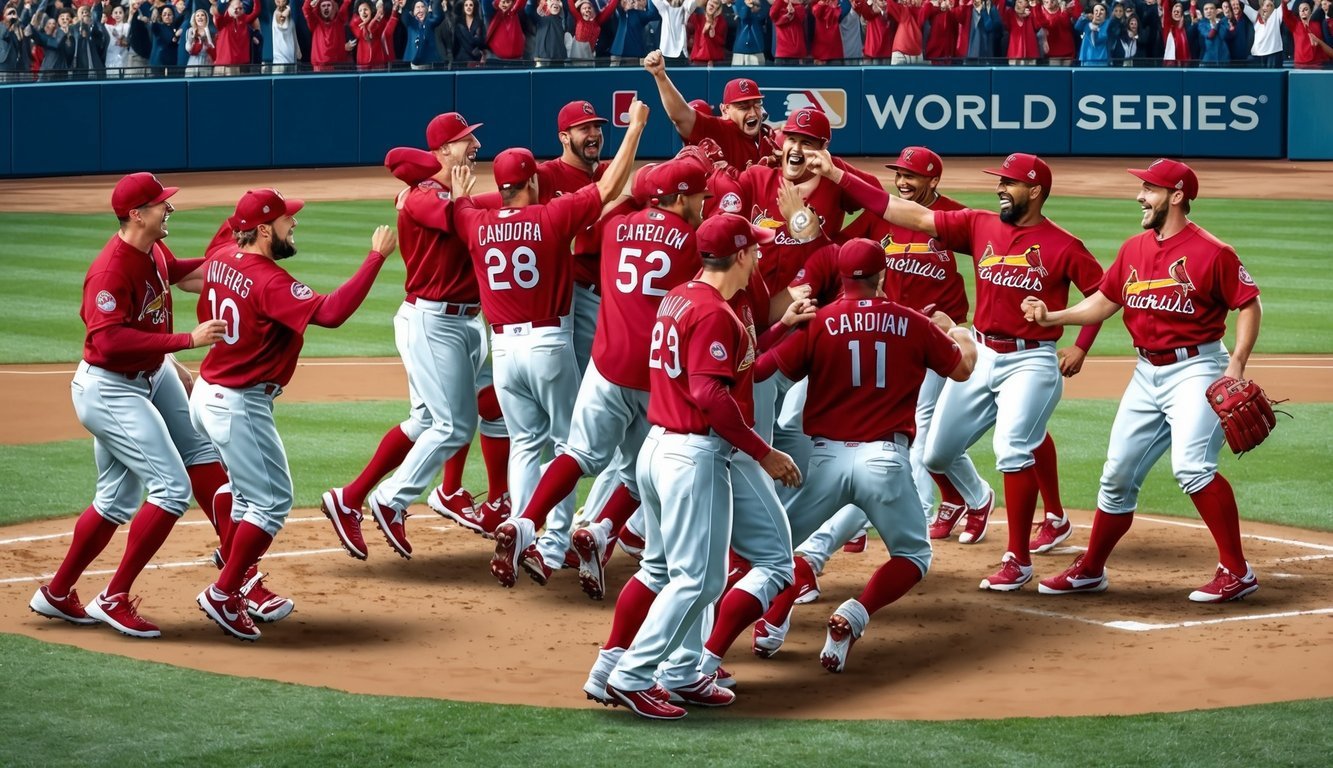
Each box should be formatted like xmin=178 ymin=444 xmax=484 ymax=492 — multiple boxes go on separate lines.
xmin=194 ymin=188 xmax=397 ymax=640
xmin=586 ymin=214 xmax=801 ymax=720
xmin=29 ymin=173 xmax=235 ymax=639
xmin=811 ymin=151 xmax=1105 ymax=592
xmin=451 ymin=100 xmax=649 ymax=587
xmin=322 ymin=113 xmax=510 ymax=560
xmin=758 ymin=239 xmax=977 ymax=672
xmin=1026 ymin=159 xmax=1264 ymax=602
xmin=491 ymin=158 xmax=706 ymax=596
xmin=643 ymin=50 xmax=775 ymax=170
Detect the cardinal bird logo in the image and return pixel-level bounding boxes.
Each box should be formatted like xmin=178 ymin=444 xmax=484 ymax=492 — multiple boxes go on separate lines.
xmin=880 ymin=233 xmax=950 ymax=262
xmin=1123 ymin=257 xmax=1194 ymax=299
xmin=138 ymin=283 xmax=168 ymax=324
xmin=978 ymin=244 xmax=1047 ymax=277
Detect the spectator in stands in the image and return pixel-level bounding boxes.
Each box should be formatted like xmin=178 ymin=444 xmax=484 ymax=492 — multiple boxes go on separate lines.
xmin=305 ymin=0 xmax=351 ymax=70
xmin=269 ymin=0 xmax=300 ymax=71
xmin=1119 ymin=9 xmax=1149 ymax=61
xmin=1161 ymin=0 xmax=1190 ymax=64
xmin=433 ymin=0 xmax=454 ymax=61
xmin=1287 ymin=0 xmax=1332 ymax=65
xmin=1193 ymin=1 xmax=1232 ymax=63
xmin=770 ymin=0 xmax=807 ymax=62
xmin=999 ymin=0 xmax=1040 ymax=64
xmin=883 ymin=0 xmax=925 ymax=63
xmin=839 ymin=0 xmax=863 ymax=62
xmin=456 ymin=0 xmax=488 ymax=61
xmin=70 ymin=3 xmax=107 ymax=74
xmin=959 ymin=0 xmax=1001 ymax=60
xmin=145 ymin=2 xmax=182 ymax=74
xmin=651 ymin=0 xmax=694 ymax=64
xmin=1316 ymin=0 xmax=1333 ymax=47
xmin=1076 ymin=2 xmax=1111 ymax=64
xmin=1223 ymin=0 xmax=1252 ymax=58
xmin=566 ymin=0 xmax=609 ymax=61
xmin=403 ymin=0 xmax=446 ymax=67
xmin=923 ymin=0 xmax=960 ymax=62
xmin=184 ymin=6 xmax=215 ymax=72
xmin=29 ymin=1 xmax=74 ymax=77
xmin=1 ymin=3 xmax=28 ymax=80
xmin=811 ymin=0 xmax=843 ymax=62
xmin=1032 ymin=0 xmax=1078 ymax=64
xmin=609 ymin=0 xmax=658 ymax=65
xmin=731 ymin=0 xmax=768 ymax=63
xmin=687 ymin=0 xmax=728 ymax=62
xmin=102 ymin=2 xmax=130 ymax=76
xmin=526 ymin=0 xmax=566 ymax=66
xmin=1242 ymin=0 xmax=1284 ymax=66
xmin=485 ymin=0 xmax=524 ymax=61
xmin=215 ymin=0 xmax=258 ymax=73
xmin=352 ymin=0 xmax=400 ymax=67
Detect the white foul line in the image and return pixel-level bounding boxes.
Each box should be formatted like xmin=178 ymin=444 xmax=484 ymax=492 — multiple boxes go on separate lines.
xmin=0 ymin=546 xmax=344 ymax=585
xmin=994 ymin=603 xmax=1333 ymax=632
xmin=0 ymin=516 xmax=327 ymax=547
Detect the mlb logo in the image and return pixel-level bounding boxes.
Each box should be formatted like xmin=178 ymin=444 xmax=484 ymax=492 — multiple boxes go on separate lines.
xmin=612 ymin=91 xmax=638 ymax=128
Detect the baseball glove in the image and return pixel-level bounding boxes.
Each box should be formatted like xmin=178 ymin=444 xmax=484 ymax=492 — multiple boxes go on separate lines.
xmin=1206 ymin=376 xmax=1279 ymax=455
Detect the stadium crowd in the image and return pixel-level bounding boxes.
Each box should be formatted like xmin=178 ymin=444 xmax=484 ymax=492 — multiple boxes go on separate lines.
xmin=1 ymin=0 xmax=1330 ymax=79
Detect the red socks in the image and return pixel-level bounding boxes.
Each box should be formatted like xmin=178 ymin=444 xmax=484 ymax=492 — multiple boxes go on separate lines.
xmin=477 ymin=385 xmax=503 ymax=422
xmin=520 ymin=454 xmax=584 ymax=526
xmin=757 ymin=556 xmax=814 ymax=630
xmin=857 ymin=558 xmax=925 ymax=615
xmin=105 ymin=503 xmax=178 ymax=596
xmin=1082 ymin=508 xmax=1134 ymax=574
xmin=1191 ymin=473 xmax=1247 ymax=575
xmin=343 ymin=426 xmax=414 ymax=510
xmin=930 ymin=472 xmax=966 ymax=507
xmin=49 ymin=506 xmax=118 ymax=596
xmin=596 ymin=484 xmax=641 ymax=533
xmin=1032 ymin=433 xmax=1066 ymax=520
xmin=441 ymin=444 xmax=470 ymax=495
xmin=218 ymin=522 xmax=274 ymax=594
xmin=604 ymin=576 xmax=659 ymax=650
xmin=187 ymin=461 xmax=232 ymax=546
xmin=1003 ymin=466 xmax=1040 ymax=565
xmin=480 ymin=434 xmax=510 ymax=498
xmin=704 ymin=588 xmax=764 ymax=659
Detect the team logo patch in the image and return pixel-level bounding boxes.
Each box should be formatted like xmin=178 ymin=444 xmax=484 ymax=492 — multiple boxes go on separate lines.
xmin=719 ymin=192 xmax=742 ymax=214
xmin=95 ymin=290 xmax=117 ymax=312
xmin=794 ymin=268 xmax=806 ymax=281
xmin=647 ymin=210 xmax=665 ymax=221
xmin=710 ymin=341 xmax=728 ymax=361
xmin=1238 ymin=265 xmax=1255 ymax=286
xmin=291 ymin=282 xmax=313 ymax=300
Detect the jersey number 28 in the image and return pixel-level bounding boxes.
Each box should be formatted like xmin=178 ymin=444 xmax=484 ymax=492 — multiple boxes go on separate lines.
xmin=485 ymin=246 xmax=540 ymax=291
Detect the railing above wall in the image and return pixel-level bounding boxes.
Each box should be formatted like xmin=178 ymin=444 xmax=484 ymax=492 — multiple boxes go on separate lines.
xmin=1 ymin=66 xmax=1329 ymax=178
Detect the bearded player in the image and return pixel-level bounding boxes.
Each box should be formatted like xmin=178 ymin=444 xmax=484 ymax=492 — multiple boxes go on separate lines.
xmin=1024 ymin=159 xmax=1264 ymax=603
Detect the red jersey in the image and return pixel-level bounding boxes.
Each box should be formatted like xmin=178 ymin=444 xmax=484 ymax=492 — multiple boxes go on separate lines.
xmin=592 ymin=207 xmax=701 ymax=391
xmin=647 ymin=280 xmax=755 ymax=434
xmin=1101 ymin=222 xmax=1260 ymax=351
xmin=839 ymin=194 xmax=969 ymax=323
xmin=454 ymin=184 xmax=602 ymax=326
xmin=788 ymin=241 xmax=842 ymax=307
xmin=396 ymin=179 xmax=478 ymax=304
xmin=81 ymin=236 xmax=192 ymax=372
xmin=197 ymin=251 xmax=326 ymax=388
xmin=738 ymin=165 xmax=858 ymax=293
xmin=535 ymin=157 xmax=608 ymax=290
xmin=725 ymin=269 xmax=770 ymax=425
xmin=705 ymin=168 xmax=745 ymax=219
xmin=768 ymin=296 xmax=962 ymax=442
xmin=933 ymin=209 xmax=1104 ymax=340
xmin=686 ymin=113 xmax=777 ymax=172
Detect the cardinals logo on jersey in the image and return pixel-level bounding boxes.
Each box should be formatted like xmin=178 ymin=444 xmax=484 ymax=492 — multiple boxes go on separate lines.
xmin=881 ymin=233 xmax=950 ymax=282
xmin=750 ymin=206 xmax=824 ymax=246
xmin=1122 ymin=258 xmax=1197 ymax=314
xmin=138 ymin=282 xmax=168 ymax=325
xmin=880 ymin=233 xmax=951 ymax=263
xmin=976 ymin=244 xmax=1046 ymax=291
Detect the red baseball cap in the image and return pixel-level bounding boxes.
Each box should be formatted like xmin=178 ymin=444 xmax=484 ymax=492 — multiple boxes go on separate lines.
xmin=722 ymin=78 xmax=763 ymax=105
xmin=688 ymin=99 xmax=713 ymax=116
xmin=493 ymin=148 xmax=538 ymax=190
xmin=112 ymin=172 xmax=178 ymax=218
xmin=557 ymin=100 xmax=607 ymax=133
xmin=631 ymin=163 xmax=658 ymax=203
xmin=697 ymin=214 xmax=775 ymax=258
xmin=983 ymin=153 xmax=1053 ymax=191
xmin=838 ymin=238 xmax=887 ymax=279
xmin=384 ymin=147 xmax=442 ymax=185
xmin=426 ymin=112 xmax=483 ymax=150
xmin=1128 ymin=158 xmax=1199 ymax=201
xmin=647 ymin=159 xmax=709 ymax=197
xmin=886 ymin=146 xmax=943 ymax=178
xmin=782 ymin=107 xmax=831 ymax=144
xmin=228 ymin=188 xmax=305 ymax=230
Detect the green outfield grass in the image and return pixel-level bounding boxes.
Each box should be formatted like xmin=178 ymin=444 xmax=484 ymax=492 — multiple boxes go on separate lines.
xmin=3 ymin=399 xmax=1329 ymax=531
xmin=1 ymin=196 xmax=1329 ymax=364
xmin=0 ymin=631 xmax=1327 ymax=767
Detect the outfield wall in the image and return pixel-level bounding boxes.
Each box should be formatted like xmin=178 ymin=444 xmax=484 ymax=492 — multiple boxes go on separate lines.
xmin=3 ymin=67 xmax=1330 ymax=178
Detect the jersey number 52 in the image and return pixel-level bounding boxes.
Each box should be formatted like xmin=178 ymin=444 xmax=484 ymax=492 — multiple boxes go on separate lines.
xmin=614 ymin=247 xmax=672 ymax=297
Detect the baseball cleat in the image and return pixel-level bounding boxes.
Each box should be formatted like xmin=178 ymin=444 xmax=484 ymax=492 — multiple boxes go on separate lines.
xmin=85 ymin=591 xmax=162 ymax=639
xmin=665 ymin=674 xmax=736 ymax=707
xmin=752 ymin=616 xmax=790 ymax=659
xmin=475 ymin=493 xmax=513 ymax=539
xmin=196 ymin=584 xmax=260 ymax=642
xmin=368 ymin=497 xmax=413 ymax=560
xmin=958 ymin=492 xmax=995 ymax=545
xmin=979 ymin=552 xmax=1035 ymax=592
xmin=29 ymin=585 xmax=99 ymax=626
xmin=572 ymin=523 xmax=609 ymax=600
xmin=241 ymin=569 xmax=295 ymax=622
xmin=1030 ymin=513 xmax=1073 ymax=554
xmin=605 ymin=684 xmax=687 ymax=720
xmin=427 ymin=486 xmax=478 ymax=525
xmin=320 ymin=488 xmax=368 ymax=560
xmin=1189 ymin=563 xmax=1259 ymax=603
xmin=820 ymin=614 xmax=858 ymax=673
xmin=491 ymin=518 xmax=536 ymax=588
xmin=520 ymin=547 xmax=553 ymax=586
xmin=713 ymin=666 xmax=737 ymax=689
xmin=843 ymin=533 xmax=868 ymax=553
xmin=928 ymin=501 xmax=966 ymax=540
xmin=1038 ymin=554 xmax=1109 ymax=595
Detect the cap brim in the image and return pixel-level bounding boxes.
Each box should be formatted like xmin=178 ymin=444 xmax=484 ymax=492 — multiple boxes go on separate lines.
xmin=285 ymin=199 xmax=305 ymax=216
xmin=148 ymin=186 xmax=179 ymax=207
xmin=885 ymin=163 xmax=937 ymax=177
xmin=981 ymin=167 xmax=1010 ymax=180
xmin=749 ymin=225 xmax=777 ymax=245
xmin=444 ymin=122 xmax=484 ymax=145
xmin=783 ymin=129 xmax=828 ymax=143
xmin=726 ymin=96 xmax=764 ymax=106
xmin=562 ymin=117 xmax=608 ymax=131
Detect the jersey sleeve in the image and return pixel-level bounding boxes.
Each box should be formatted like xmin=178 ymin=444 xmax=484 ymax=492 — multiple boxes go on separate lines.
xmin=685 ymin=308 xmax=744 ymax=382
xmin=768 ymin=322 xmax=813 ymax=381
xmin=921 ymin=316 xmax=964 ymax=378
xmin=1064 ymin=237 xmax=1106 ymax=296
xmin=1098 ymin=244 xmax=1131 ymax=306
xmin=686 ymin=113 xmax=728 ymax=145
xmin=789 ymin=242 xmax=840 ymax=302
xmin=404 ymin=185 xmax=456 ymax=233
xmin=547 ymin=184 xmax=604 ymax=241
xmin=932 ymin=208 xmax=979 ymax=254
xmin=83 ymin=269 xmax=137 ymax=335
xmin=257 ymin=268 xmax=325 ymax=334
xmin=1212 ymin=245 xmax=1261 ymax=310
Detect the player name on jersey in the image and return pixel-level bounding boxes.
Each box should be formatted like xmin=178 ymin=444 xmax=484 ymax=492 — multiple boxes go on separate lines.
xmin=614 ymin=221 xmax=690 ymax=250
xmin=886 ymin=254 xmax=950 ymax=282
xmin=658 ymin=292 xmax=691 ymax=321
xmin=824 ymin=307 xmax=912 ymax=337
xmin=207 ymin=258 xmax=254 ymax=298
xmin=476 ymin=221 xmax=545 ymax=246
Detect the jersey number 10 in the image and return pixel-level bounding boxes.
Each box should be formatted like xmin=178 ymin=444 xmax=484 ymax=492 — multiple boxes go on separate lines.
xmin=206 ymin=289 xmax=241 ymax=346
